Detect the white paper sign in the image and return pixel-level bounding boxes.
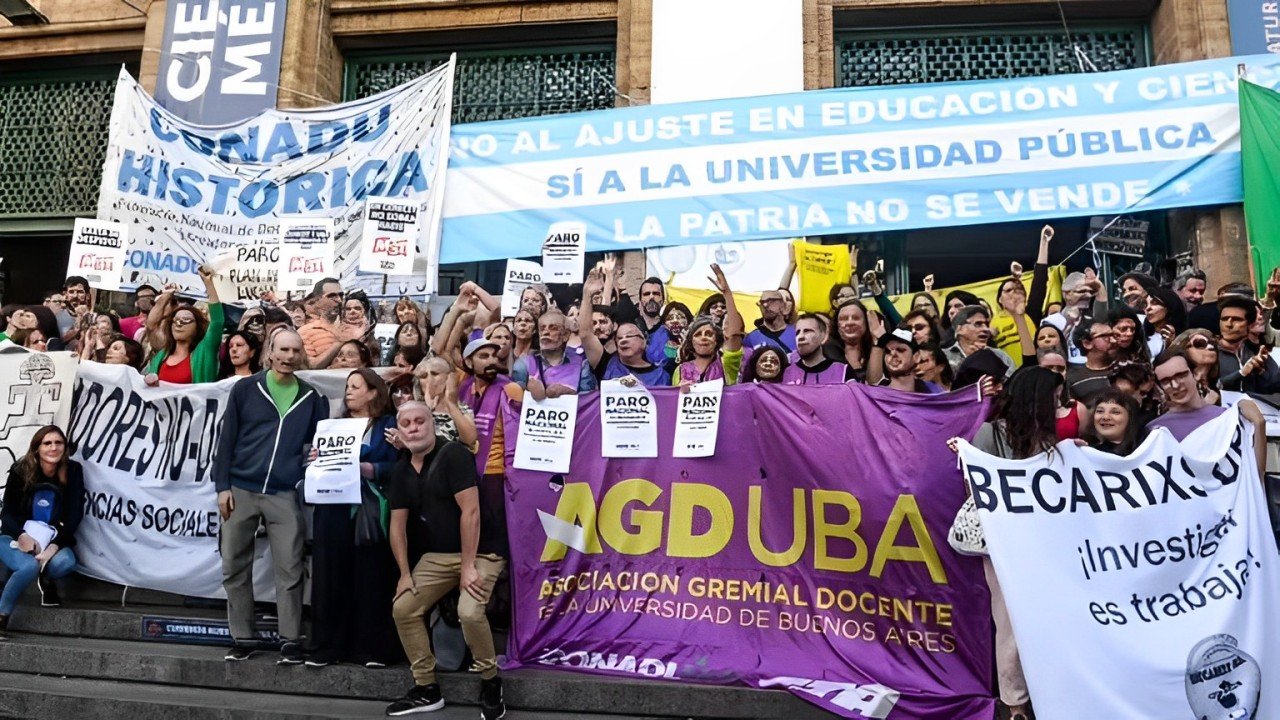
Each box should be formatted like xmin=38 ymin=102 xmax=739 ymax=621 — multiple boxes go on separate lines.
xmin=541 ymin=221 xmax=586 ymax=284
xmin=958 ymin=407 xmax=1280 ymax=720
xmin=69 ymin=218 xmax=128 ymax=291
xmin=513 ymin=395 xmax=577 ymax=473
xmin=672 ymin=378 xmax=724 ymax=457
xmin=212 ymin=243 xmax=279 ymax=305
xmin=359 ymin=198 xmax=420 ymax=275
xmin=277 ymin=218 xmax=336 ymax=297
xmin=304 ymin=418 xmax=366 ymax=504
xmin=599 ymin=379 xmax=658 ymax=457
xmin=373 ymin=323 xmax=399 ymax=363
xmin=501 ymin=259 xmax=542 ymax=317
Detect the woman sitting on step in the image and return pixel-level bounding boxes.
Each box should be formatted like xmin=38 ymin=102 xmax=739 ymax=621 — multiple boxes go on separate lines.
xmin=0 ymin=425 xmax=84 ymax=637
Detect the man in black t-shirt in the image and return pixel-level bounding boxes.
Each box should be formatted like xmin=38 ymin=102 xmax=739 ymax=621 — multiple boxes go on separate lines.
xmin=384 ymin=402 xmax=507 ymax=719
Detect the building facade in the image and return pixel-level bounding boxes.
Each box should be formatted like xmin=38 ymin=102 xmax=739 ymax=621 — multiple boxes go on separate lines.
xmin=0 ymin=0 xmax=1250 ymax=302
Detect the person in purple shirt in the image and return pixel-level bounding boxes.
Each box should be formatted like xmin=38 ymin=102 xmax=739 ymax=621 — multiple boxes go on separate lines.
xmin=872 ymin=328 xmax=942 ymax=394
xmin=744 ymin=289 xmax=796 ymax=354
xmin=1148 ymin=352 xmax=1267 ymax=478
xmin=783 ymin=313 xmax=853 ymax=385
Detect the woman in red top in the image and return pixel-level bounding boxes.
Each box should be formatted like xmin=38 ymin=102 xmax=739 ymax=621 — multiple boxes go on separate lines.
xmin=1036 ymin=347 xmax=1087 ymax=441
xmin=145 ymin=265 xmax=224 ymax=385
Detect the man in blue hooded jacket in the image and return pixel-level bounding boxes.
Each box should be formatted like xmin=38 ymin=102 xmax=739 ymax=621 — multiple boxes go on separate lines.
xmin=214 ymin=328 xmax=327 ymax=664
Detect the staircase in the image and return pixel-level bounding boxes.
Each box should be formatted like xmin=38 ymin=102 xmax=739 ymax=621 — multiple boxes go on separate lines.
xmin=0 ymin=577 xmax=831 ymax=719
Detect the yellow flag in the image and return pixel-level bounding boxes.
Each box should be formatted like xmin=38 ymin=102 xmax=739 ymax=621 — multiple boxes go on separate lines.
xmin=793 ymin=240 xmax=851 ymax=313
xmin=889 ymin=266 xmax=1066 ymax=317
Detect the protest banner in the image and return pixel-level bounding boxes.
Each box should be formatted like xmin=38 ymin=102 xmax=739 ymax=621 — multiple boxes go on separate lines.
xmin=68 ymin=219 xmax=129 ymax=292
xmin=793 ymin=240 xmax=852 ymax=313
xmin=442 ymin=55 xmax=1280 ymax=262
xmin=67 ymin=362 xmax=275 ymax=598
xmin=599 ymin=380 xmax=657 ymax=457
xmin=0 ymin=352 xmax=78 ymax=496
xmin=958 ymin=408 xmax=1280 ymax=720
xmin=542 ymin=221 xmax=587 ymax=284
xmin=210 ymin=242 xmax=278 ymax=303
xmin=277 ymin=218 xmax=335 ymax=296
xmin=99 ymin=57 xmax=454 ymax=299
xmin=504 ymin=384 xmax=994 ymax=719
xmin=513 ymin=395 xmax=577 ymax=473
xmin=359 ymin=198 xmax=421 ymax=275
xmin=304 ymin=418 xmax=365 ymax=504
xmin=672 ymin=378 xmax=723 ymax=457
xmin=502 ymin=259 xmax=543 ymax=317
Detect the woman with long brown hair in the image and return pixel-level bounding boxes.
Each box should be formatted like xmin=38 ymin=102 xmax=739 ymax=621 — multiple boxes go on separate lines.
xmin=307 ymin=369 xmax=402 ymax=668
xmin=0 ymin=426 xmax=84 ymax=635
xmin=145 ymin=265 xmax=225 ymax=384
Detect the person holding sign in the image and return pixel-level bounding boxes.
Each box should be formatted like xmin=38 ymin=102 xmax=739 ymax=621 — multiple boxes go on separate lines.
xmin=308 ymin=369 xmax=402 ymax=669
xmin=144 ymin=264 xmax=225 ymax=385
xmin=511 ymin=310 xmax=597 ymax=399
xmin=215 ymin=329 xmax=328 ymax=665
xmin=674 ymin=264 xmax=745 ymax=386
xmin=582 ymin=270 xmax=673 ymax=388
xmin=0 ymin=426 xmax=83 ymax=636
xmin=384 ymin=403 xmax=507 ymax=719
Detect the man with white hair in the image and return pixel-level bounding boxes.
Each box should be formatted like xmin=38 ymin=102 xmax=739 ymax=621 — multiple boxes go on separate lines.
xmin=1042 ymin=270 xmax=1104 ymax=365
xmin=511 ymin=308 xmax=596 ymax=398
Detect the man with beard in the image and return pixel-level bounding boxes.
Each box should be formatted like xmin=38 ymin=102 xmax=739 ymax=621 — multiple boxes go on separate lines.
xmin=873 ymin=328 xmax=941 ymax=393
xmin=385 ymin=403 xmax=507 ymax=719
xmin=119 ymin=284 xmax=157 ymax=341
xmin=298 ymin=277 xmax=344 ymax=365
xmin=590 ymin=306 xmax=617 ymax=356
xmin=582 ymin=272 xmax=672 ymax=387
xmin=58 ymin=276 xmax=92 ymax=347
xmin=1217 ymin=296 xmax=1280 ymax=394
xmin=783 ymin=313 xmax=853 ymax=384
xmin=945 ymin=306 xmax=1015 ymax=378
xmin=1065 ymin=318 xmax=1118 ymax=404
xmin=1174 ymin=268 xmax=1207 ymax=312
xmin=744 ymin=289 xmax=796 ymax=354
xmin=511 ymin=309 xmax=596 ymax=398
xmin=215 ymin=329 xmax=328 ymax=665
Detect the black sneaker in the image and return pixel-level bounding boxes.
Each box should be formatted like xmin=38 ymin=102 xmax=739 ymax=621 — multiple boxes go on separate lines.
xmin=37 ymin=574 xmax=61 ymax=608
xmin=277 ymin=641 xmax=304 ymax=665
xmin=385 ymin=684 xmax=444 ymax=716
xmin=224 ymin=644 xmax=254 ymax=661
xmin=479 ymin=676 xmax=505 ymax=720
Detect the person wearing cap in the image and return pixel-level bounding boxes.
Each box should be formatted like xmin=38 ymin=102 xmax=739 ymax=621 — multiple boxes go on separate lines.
xmin=871 ymin=327 xmax=941 ymax=394
xmin=581 ymin=270 xmax=673 ymax=387
xmin=782 ymin=313 xmax=854 ymax=385
xmin=511 ymin=309 xmax=596 ymax=399
xmin=1217 ymin=296 xmax=1280 ymax=394
xmin=744 ymin=288 xmax=796 ymax=355
xmin=944 ymin=305 xmax=1015 ymax=378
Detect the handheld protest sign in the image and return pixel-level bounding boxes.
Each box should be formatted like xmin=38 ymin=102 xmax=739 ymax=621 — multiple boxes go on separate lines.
xmin=541 ymin=221 xmax=586 ymax=284
xmin=69 ymin=219 xmax=129 ymax=292
xmin=276 ymin=218 xmax=335 ymax=297
xmin=359 ymin=198 xmax=420 ymax=275
xmin=502 ymin=259 xmax=542 ymax=317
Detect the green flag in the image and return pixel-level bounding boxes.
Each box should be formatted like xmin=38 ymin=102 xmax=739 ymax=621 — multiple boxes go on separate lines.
xmin=1241 ymin=80 xmax=1280 ymax=289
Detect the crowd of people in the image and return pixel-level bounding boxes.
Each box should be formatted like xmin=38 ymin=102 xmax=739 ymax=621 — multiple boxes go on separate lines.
xmin=0 ymin=225 xmax=1277 ymax=719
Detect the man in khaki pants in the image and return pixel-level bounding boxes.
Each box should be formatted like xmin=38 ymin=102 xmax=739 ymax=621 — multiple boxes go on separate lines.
xmin=385 ymin=402 xmax=507 ymax=719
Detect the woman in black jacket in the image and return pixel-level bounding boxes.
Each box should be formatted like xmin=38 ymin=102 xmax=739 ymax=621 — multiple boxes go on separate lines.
xmin=0 ymin=425 xmax=84 ymax=636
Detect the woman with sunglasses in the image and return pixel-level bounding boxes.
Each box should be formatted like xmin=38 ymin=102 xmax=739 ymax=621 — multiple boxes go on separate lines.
xmin=1168 ymin=329 xmax=1222 ymax=406
xmin=145 ymin=265 xmax=224 ymax=385
xmin=901 ymin=310 xmax=940 ymax=346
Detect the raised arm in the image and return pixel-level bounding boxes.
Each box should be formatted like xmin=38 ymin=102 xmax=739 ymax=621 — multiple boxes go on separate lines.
xmin=778 ymin=242 xmax=797 ymax=291
xmin=709 ymin=264 xmax=744 ymax=352
xmin=1027 ymin=225 xmax=1052 ymax=323
xmin=580 ymin=270 xmax=607 ymax=369
xmin=865 ymin=310 xmax=888 ymax=385
xmin=146 ymin=283 xmax=177 ymax=349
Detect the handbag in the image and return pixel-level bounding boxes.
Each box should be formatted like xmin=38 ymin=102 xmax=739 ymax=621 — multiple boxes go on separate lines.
xmin=947 ymin=495 xmax=987 ymax=556
xmin=353 ymin=479 xmax=389 ymax=547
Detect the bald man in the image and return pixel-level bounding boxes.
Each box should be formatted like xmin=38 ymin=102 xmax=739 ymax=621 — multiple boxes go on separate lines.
xmin=214 ymin=329 xmax=329 ymax=665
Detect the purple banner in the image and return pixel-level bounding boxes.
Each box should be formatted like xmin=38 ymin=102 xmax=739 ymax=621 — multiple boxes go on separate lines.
xmin=503 ymin=383 xmax=994 ymax=719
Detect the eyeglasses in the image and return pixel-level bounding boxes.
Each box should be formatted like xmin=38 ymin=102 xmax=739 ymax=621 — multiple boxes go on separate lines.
xmin=1190 ymin=337 xmax=1216 ymax=351
xmin=1156 ymin=369 xmax=1193 ymax=389
xmin=172 ymin=316 xmax=196 ymax=327
xmin=908 ymin=323 xmax=930 ymax=332
xmin=758 ymin=298 xmax=783 ymax=306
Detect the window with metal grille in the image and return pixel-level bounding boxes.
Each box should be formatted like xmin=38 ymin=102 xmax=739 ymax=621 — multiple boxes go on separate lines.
xmin=0 ymin=70 xmax=116 ymax=219
xmin=344 ymin=47 xmax=617 ymax=122
xmin=838 ymin=26 xmax=1147 ymax=87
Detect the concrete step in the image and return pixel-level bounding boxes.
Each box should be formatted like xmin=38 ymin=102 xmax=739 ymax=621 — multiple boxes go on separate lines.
xmin=0 ymin=671 xmax=660 ymax=720
xmin=0 ymin=619 xmax=828 ymax=719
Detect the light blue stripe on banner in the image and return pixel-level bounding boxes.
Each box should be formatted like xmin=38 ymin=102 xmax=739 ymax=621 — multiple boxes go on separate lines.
xmin=446 ymin=55 xmax=1280 ymax=169
xmin=440 ymin=152 xmax=1240 ymax=264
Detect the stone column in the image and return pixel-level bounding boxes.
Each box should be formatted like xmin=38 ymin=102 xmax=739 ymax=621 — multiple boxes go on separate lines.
xmin=276 ymin=0 xmax=342 ymax=109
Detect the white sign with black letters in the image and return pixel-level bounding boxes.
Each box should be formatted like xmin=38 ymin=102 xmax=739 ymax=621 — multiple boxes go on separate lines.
xmin=672 ymin=378 xmax=724 ymax=457
xmin=541 ymin=221 xmax=586 ymax=284
xmin=600 ymin=380 xmax=657 ymax=458
xmin=304 ymin=418 xmax=366 ymax=504
xmin=513 ymin=395 xmax=576 ymax=473
xmin=359 ymin=198 xmax=420 ymax=275
xmin=69 ymin=219 xmax=129 ymax=292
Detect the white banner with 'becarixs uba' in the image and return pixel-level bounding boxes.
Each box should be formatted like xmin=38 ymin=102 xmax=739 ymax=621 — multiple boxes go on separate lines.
xmin=958 ymin=407 xmax=1280 ymax=720
xmin=98 ymin=58 xmax=454 ymax=300
xmin=67 ymin=362 xmax=275 ymax=598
